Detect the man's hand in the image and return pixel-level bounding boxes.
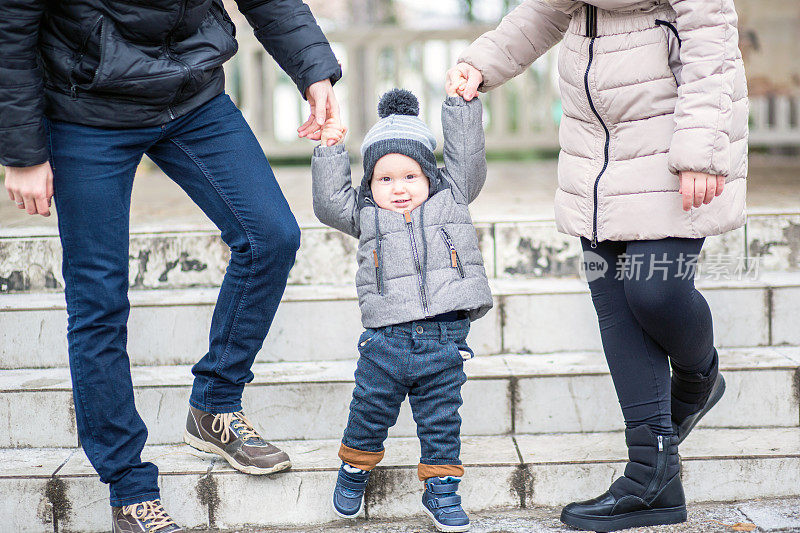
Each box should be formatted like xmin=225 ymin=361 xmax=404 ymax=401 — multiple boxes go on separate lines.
xmin=4 ymin=162 xmax=54 ymax=216
xmin=298 ymin=78 xmax=340 ymax=142
xmin=679 ymin=171 xmax=725 ymax=211
xmin=446 ymin=63 xmax=483 ymax=101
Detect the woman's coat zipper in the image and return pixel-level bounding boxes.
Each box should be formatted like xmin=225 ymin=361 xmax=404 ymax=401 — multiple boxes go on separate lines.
xmin=584 ymin=5 xmax=610 ymax=248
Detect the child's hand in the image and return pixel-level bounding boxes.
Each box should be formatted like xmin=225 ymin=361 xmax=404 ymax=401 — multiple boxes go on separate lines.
xmin=445 ymin=70 xmax=468 ymax=98
xmin=445 ymin=63 xmax=483 ymax=101
xmin=320 ymin=118 xmax=348 ymax=147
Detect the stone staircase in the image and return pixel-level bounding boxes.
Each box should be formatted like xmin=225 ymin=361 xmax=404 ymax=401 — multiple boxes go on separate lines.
xmin=1 ymin=212 xmax=799 ymax=532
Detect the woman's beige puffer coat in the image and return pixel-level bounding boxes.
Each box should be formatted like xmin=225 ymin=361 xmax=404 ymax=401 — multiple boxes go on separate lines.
xmin=459 ymin=0 xmax=748 ymax=243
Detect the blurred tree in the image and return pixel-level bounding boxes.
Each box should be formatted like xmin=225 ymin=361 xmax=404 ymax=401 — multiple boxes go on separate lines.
xmin=463 ymin=0 xmax=475 ymax=22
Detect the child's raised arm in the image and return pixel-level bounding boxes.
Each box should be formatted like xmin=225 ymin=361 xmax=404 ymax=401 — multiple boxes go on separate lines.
xmin=440 ymin=96 xmax=487 ymax=204
xmin=311 ymin=143 xmax=360 ymax=238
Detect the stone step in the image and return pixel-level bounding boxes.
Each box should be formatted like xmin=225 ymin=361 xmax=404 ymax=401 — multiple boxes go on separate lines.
xmin=1 ymin=211 xmax=798 ymax=293
xmin=1 ymin=348 xmax=797 ymax=448
xmin=5 ymin=427 xmax=800 ymax=532
xmin=2 ymin=275 xmax=799 ymax=368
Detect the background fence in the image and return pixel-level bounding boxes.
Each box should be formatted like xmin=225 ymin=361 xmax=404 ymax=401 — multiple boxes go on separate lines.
xmin=225 ymin=26 xmax=800 ymax=158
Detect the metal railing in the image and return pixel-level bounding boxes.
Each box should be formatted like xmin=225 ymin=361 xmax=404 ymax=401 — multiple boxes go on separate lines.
xmin=749 ymin=94 xmax=800 ymax=147
xmin=225 ymin=25 xmax=800 ymax=158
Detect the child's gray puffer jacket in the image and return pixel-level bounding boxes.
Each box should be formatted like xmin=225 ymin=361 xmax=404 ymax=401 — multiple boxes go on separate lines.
xmin=311 ymin=96 xmax=493 ymax=328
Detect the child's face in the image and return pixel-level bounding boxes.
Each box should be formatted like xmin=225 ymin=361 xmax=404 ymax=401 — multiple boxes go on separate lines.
xmin=370 ymin=154 xmax=430 ymax=213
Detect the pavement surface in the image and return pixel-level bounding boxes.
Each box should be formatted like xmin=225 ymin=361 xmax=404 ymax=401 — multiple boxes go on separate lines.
xmin=188 ymin=498 xmax=800 ymax=532
xmin=1 ymin=155 xmax=798 ymax=233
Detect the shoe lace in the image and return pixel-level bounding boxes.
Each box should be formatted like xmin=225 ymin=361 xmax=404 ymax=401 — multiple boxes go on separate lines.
xmin=121 ymin=500 xmax=176 ymax=532
xmin=211 ymin=411 xmax=261 ymax=444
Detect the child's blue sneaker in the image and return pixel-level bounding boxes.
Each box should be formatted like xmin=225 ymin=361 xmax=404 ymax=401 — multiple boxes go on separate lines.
xmin=422 ymin=476 xmax=470 ymax=532
xmin=332 ymin=463 xmax=370 ymax=518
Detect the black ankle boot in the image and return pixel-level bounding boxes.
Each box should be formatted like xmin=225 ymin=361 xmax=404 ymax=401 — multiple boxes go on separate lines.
xmin=560 ymin=426 xmax=686 ymax=532
xmin=671 ymin=350 xmax=725 ymax=444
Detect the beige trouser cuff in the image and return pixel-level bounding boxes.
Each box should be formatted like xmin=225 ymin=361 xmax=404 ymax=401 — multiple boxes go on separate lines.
xmin=418 ymin=463 xmax=464 ymax=481
xmin=338 ymin=443 xmax=385 ymax=471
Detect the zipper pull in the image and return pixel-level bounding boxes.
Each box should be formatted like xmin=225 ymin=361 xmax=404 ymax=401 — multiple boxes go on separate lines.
xmin=404 ymin=212 xmax=411 ymax=224
xmin=70 ymin=85 xmax=77 ymax=100
xmin=441 ymin=230 xmax=459 ymax=268
xmin=658 ymin=435 xmax=664 ymax=452
xmin=590 ymin=233 xmax=598 ymax=249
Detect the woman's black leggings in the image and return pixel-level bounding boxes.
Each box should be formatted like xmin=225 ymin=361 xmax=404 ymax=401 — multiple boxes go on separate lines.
xmin=581 ymin=237 xmax=716 ymax=434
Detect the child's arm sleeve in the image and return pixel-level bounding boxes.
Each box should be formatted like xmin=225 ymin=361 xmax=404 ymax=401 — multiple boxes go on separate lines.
xmin=311 ymin=144 xmax=361 ymax=238
xmin=457 ymin=0 xmax=571 ymax=92
xmin=441 ymin=96 xmax=487 ymax=205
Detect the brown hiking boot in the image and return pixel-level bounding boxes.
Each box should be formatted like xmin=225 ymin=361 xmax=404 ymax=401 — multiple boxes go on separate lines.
xmin=112 ymin=499 xmax=182 ymax=533
xmin=183 ymin=405 xmax=291 ymax=474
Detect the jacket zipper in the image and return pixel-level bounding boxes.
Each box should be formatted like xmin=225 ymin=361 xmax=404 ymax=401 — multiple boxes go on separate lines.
xmin=366 ymin=197 xmax=384 ymax=295
xmin=655 ymin=20 xmax=681 ymax=47
xmin=210 ymin=3 xmax=235 ymax=37
xmin=165 ymin=0 xmax=192 ymax=119
xmin=69 ymin=15 xmax=104 ymax=99
xmin=584 ymin=5 xmax=610 ymax=248
xmin=210 ymin=5 xmax=226 ymax=28
xmin=585 ymin=4 xmax=597 ymax=38
xmin=405 ymin=212 xmax=430 ymax=316
xmin=372 ymin=249 xmax=383 ymax=295
xmin=440 ymin=228 xmax=465 ymax=278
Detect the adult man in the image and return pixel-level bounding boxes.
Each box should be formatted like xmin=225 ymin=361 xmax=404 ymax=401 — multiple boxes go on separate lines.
xmin=0 ymin=0 xmax=341 ymax=530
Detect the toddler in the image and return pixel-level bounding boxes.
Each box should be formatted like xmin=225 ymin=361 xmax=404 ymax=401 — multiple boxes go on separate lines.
xmin=310 ymin=85 xmax=491 ymax=532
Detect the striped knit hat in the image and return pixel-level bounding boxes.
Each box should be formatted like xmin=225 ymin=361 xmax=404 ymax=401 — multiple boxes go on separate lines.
xmin=360 ymin=89 xmax=438 ymax=181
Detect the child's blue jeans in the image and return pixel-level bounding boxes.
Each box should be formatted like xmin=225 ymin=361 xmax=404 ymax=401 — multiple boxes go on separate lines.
xmin=338 ymin=317 xmax=472 ymax=481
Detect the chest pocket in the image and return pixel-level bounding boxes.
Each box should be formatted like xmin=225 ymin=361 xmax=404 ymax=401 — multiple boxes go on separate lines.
xmin=440 ymin=227 xmax=466 ymax=278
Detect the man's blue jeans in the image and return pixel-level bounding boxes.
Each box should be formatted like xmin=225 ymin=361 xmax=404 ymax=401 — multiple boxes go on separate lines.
xmin=339 ymin=318 xmax=471 ymax=480
xmin=47 ymin=93 xmax=300 ymax=506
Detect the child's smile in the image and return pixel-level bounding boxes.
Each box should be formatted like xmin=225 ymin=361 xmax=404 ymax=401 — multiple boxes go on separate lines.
xmin=370 ymin=153 xmax=430 ymax=213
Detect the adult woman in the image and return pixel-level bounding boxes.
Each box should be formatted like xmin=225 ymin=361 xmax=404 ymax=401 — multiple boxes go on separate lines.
xmin=448 ymin=0 xmax=747 ymax=530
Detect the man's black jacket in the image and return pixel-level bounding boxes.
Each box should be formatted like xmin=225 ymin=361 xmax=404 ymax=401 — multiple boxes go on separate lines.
xmin=0 ymin=0 xmax=342 ymax=166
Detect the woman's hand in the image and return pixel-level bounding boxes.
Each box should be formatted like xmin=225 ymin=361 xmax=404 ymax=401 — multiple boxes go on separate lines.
xmin=445 ymin=63 xmax=483 ymax=101
xmin=4 ymin=162 xmax=53 ymax=216
xmin=679 ymin=171 xmax=725 ymax=211
xmin=320 ymin=118 xmax=347 ymax=147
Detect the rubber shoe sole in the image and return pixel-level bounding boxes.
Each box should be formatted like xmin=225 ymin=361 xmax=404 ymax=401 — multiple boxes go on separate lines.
xmin=673 ymin=373 xmax=726 ymax=445
xmin=560 ymin=505 xmax=687 ymax=532
xmin=422 ymin=504 xmax=470 ymax=532
xmin=183 ymin=430 xmax=291 ymax=475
